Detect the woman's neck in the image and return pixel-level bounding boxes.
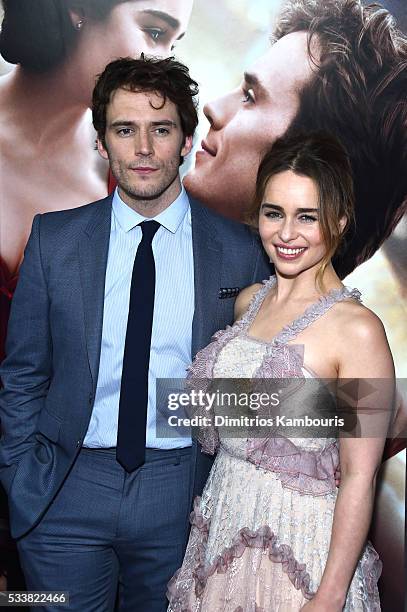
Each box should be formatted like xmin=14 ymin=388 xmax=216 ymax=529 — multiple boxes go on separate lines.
xmin=272 ymin=263 xmax=343 ymax=304
xmin=0 ymin=65 xmax=90 ymax=145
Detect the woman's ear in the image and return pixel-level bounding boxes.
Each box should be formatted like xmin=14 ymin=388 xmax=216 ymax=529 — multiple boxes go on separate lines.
xmin=339 ymin=216 xmax=348 ymax=234
xmin=68 ymin=6 xmax=86 ymax=30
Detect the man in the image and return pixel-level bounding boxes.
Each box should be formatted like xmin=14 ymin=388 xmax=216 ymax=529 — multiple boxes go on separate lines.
xmin=185 ymin=0 xmax=407 ymax=280
xmin=0 ymin=56 xmax=270 ymax=611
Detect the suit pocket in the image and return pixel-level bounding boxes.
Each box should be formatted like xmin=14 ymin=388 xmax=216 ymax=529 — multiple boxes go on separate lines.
xmin=36 ymin=410 xmax=61 ymax=443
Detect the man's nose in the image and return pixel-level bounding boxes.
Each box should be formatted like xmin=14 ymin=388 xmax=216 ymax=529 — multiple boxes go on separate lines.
xmin=204 ymin=92 xmax=235 ymax=130
xmin=135 ymin=130 xmax=153 ymax=156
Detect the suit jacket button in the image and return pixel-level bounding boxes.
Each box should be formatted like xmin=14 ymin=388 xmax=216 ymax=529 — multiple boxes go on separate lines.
xmin=88 ymin=393 xmax=93 ymax=405
xmin=76 ymin=439 xmax=81 ymax=448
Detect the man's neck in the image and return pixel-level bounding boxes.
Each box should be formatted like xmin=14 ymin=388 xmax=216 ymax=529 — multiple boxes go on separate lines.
xmin=118 ymin=178 xmax=183 ymax=218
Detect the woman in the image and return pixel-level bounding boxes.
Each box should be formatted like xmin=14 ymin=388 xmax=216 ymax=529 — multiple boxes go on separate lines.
xmin=167 ymin=132 xmax=394 ymax=611
xmin=0 ymin=0 xmax=193 ymax=360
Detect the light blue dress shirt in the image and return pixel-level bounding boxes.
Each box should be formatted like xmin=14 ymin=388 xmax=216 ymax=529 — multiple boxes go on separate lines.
xmin=83 ymin=186 xmax=194 ymax=449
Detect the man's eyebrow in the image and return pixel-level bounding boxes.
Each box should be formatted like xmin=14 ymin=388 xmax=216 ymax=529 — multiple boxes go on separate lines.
xmin=243 ymin=71 xmax=267 ymax=95
xmin=140 ymin=9 xmax=181 ymax=31
xmin=261 ymin=203 xmax=319 ymax=213
xmin=109 ymin=120 xmax=177 ymax=128
xmin=150 ymin=120 xmax=177 ymax=127
xmin=110 ymin=120 xmax=135 ymax=128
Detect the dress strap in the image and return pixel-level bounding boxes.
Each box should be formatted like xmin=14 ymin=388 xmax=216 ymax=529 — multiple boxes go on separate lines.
xmin=273 ymin=285 xmax=362 ymax=347
xmin=237 ymin=276 xmax=276 ymax=329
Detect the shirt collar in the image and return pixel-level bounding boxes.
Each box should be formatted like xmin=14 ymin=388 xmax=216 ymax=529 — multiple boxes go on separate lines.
xmin=112 ymin=185 xmax=189 ymax=234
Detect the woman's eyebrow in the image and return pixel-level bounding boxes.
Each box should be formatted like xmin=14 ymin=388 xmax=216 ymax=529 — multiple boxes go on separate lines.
xmin=262 ymin=203 xmax=319 ymax=213
xmin=139 ymin=9 xmax=182 ymax=32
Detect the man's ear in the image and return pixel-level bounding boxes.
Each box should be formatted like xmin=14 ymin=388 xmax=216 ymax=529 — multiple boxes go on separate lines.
xmin=97 ymin=138 xmax=109 ymax=161
xmin=181 ymin=135 xmax=193 ymax=158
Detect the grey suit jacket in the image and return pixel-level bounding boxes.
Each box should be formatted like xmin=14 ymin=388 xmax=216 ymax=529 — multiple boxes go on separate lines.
xmin=0 ymin=193 xmax=271 ymax=538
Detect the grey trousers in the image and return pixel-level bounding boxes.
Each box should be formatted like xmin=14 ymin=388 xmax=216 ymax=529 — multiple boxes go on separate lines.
xmin=17 ymin=446 xmax=192 ymax=612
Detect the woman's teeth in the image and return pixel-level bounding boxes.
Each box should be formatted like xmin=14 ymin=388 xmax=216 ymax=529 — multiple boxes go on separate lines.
xmin=277 ymin=247 xmax=306 ymax=255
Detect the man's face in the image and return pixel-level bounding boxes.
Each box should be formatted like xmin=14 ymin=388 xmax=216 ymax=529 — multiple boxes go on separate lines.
xmin=98 ymin=88 xmax=192 ymax=214
xmin=184 ymin=31 xmax=318 ymax=221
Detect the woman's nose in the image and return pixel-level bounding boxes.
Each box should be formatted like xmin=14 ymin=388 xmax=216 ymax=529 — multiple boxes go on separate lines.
xmin=278 ymin=218 xmax=298 ymax=243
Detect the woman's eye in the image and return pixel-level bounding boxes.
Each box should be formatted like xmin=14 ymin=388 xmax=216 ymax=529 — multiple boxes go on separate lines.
xmin=242 ymin=87 xmax=255 ymax=104
xmin=265 ymin=211 xmax=281 ymax=219
xmin=144 ymin=28 xmax=166 ymax=42
xmin=299 ymin=215 xmax=318 ymax=223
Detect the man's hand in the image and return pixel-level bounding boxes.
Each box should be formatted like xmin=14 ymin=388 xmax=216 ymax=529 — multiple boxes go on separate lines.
xmin=334 ymin=464 xmax=341 ymax=488
xmin=301 ymin=599 xmax=343 ymax=612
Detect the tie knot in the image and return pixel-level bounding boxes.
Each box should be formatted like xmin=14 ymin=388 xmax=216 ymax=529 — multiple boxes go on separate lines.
xmin=140 ymin=220 xmax=160 ymax=243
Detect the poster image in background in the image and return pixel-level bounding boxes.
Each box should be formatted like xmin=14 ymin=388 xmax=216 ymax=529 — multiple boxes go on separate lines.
xmin=0 ymin=0 xmax=406 ymax=610
xmin=0 ymin=0 xmax=193 ymax=360
xmin=185 ymin=0 xmax=407 ymax=282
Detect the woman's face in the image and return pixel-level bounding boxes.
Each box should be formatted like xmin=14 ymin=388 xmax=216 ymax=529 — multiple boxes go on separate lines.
xmin=72 ymin=0 xmax=193 ymax=102
xmin=258 ymin=170 xmax=327 ymax=277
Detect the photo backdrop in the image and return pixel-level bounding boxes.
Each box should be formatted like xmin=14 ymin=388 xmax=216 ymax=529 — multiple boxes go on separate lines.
xmin=0 ymin=1 xmax=405 ymax=609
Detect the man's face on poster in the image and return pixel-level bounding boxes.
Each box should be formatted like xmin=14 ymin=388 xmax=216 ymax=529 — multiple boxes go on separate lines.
xmin=184 ymin=31 xmax=318 ymax=220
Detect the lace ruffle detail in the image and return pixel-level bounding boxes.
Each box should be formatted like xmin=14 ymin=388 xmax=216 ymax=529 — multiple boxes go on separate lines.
xmin=246 ymin=438 xmax=339 ymax=495
xmin=187 ymin=278 xmax=361 ymax=457
xmin=186 ymin=277 xmax=274 ymax=455
xmin=167 ymin=496 xmax=316 ymax=611
xmin=360 ymin=542 xmax=382 ymax=608
xmin=270 ymin=285 xmax=362 ymax=352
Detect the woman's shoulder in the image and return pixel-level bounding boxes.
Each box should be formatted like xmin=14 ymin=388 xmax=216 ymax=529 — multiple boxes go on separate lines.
xmin=234 ymin=282 xmax=264 ymax=321
xmin=332 ymin=296 xmax=386 ymax=343
xmin=330 ymin=296 xmax=393 ymax=375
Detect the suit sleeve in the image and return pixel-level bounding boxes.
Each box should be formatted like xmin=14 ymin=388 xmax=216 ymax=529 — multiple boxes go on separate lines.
xmin=0 ymin=214 xmax=52 ymax=493
xmin=250 ymin=231 xmax=272 ymax=284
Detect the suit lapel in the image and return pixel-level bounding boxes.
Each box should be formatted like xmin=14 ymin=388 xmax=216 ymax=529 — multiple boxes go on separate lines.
xmin=190 ymin=197 xmax=222 ymax=357
xmin=78 ymin=196 xmax=112 ymax=388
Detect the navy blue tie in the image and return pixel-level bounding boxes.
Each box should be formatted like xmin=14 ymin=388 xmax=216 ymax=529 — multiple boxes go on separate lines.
xmin=116 ymin=220 xmax=160 ymax=472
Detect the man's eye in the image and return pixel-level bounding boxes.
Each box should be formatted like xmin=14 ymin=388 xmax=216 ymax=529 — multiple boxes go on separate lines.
xmin=143 ymin=28 xmax=166 ymax=42
xmin=242 ymin=87 xmax=255 ymax=104
xmin=154 ymin=127 xmax=170 ymax=135
xmin=117 ymin=128 xmax=133 ymax=136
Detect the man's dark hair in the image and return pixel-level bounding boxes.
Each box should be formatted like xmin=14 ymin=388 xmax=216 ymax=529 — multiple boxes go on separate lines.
xmin=92 ymin=56 xmax=199 ymax=162
xmin=274 ymin=0 xmax=407 ymax=279
xmin=248 ymin=130 xmax=355 ymax=291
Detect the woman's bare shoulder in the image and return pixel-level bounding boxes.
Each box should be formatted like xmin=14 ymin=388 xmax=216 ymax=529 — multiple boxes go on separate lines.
xmin=331 ymin=298 xmax=393 ymax=376
xmin=234 ymin=283 xmax=263 ymax=321
xmin=332 ymin=298 xmax=387 ymax=343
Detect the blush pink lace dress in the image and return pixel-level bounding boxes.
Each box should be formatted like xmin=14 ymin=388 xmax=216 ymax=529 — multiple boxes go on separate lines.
xmin=167 ymin=277 xmax=382 ymax=612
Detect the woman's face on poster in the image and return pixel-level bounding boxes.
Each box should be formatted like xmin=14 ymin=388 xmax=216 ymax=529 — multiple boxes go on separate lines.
xmin=71 ymin=0 xmax=193 ymax=101
xmin=184 ymin=31 xmax=318 ymax=220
